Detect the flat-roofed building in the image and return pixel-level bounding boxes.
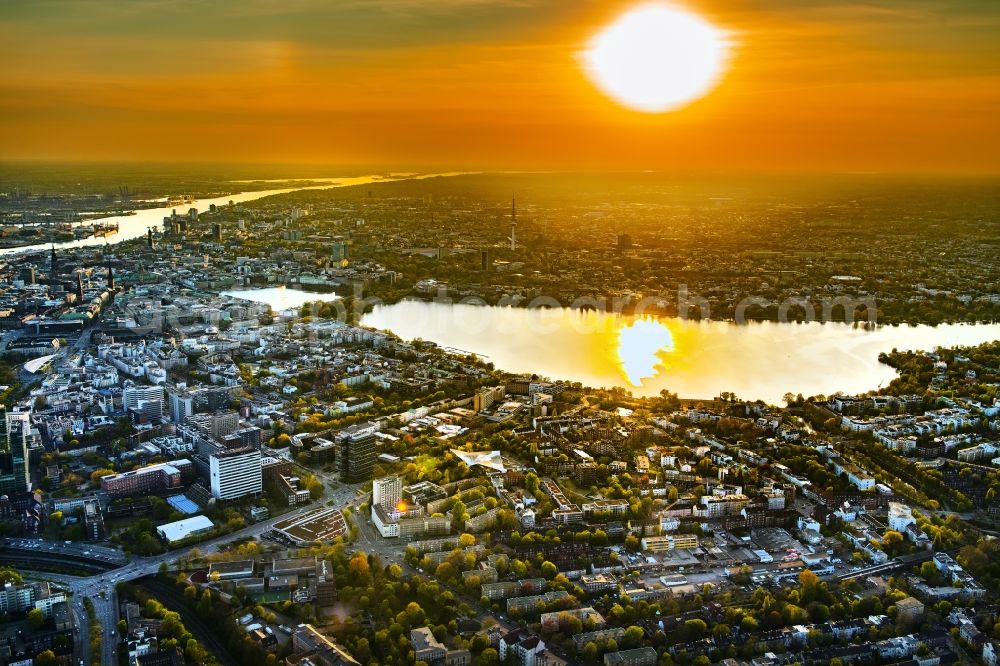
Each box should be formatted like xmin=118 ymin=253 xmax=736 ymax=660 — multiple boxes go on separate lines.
xmin=186 ymin=410 xmax=239 ymax=439
xmin=83 ymin=498 xmax=105 ymax=540
xmin=0 ymin=407 xmax=31 ymax=494
xmin=696 ymin=494 xmax=750 ymax=518
xmin=290 ymin=624 xmax=360 ymax=666
xmin=311 ymin=438 xmax=336 ymax=463
xmin=272 ymin=556 xmax=317 ymax=576
xmin=316 ymin=559 xmax=337 ymax=607
xmin=580 ymin=574 xmax=618 ymax=595
xmin=209 ymin=447 xmax=261 ymax=500
xmin=267 ymin=574 xmax=298 ymax=591
xmin=640 ymin=534 xmax=698 ymax=552
xmin=276 ymin=474 xmax=311 ymax=506
xmin=404 ymin=480 xmax=448 ymax=507
xmin=482 ymin=582 xmax=519 ymax=601
xmin=582 ymin=499 xmax=629 ymax=517
xmin=506 ymin=591 xmax=569 ymax=614
xmin=273 ymin=507 xmax=348 ymax=545
xmin=399 ymin=514 xmax=451 ymax=540
xmin=336 ymin=423 xmax=377 ymax=483
xmin=208 ymin=560 xmax=255 ymax=580
xmin=156 ymin=515 xmax=214 ymax=544
xmin=373 ymin=476 xmax=402 ymax=510
xmin=123 ymin=383 xmax=164 ymax=420
xmin=604 ymin=647 xmax=657 ymax=666
xmin=100 ymin=459 xmax=192 ymax=498
xmin=372 ymin=503 xmax=400 ymax=538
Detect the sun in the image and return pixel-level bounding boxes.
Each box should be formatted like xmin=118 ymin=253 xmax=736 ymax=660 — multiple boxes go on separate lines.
xmin=581 ymin=2 xmax=730 ymax=113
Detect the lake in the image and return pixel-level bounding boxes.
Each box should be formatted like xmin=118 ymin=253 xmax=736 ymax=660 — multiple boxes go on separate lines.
xmin=219 ymin=286 xmax=341 ymax=311
xmin=361 ymin=300 xmax=1000 ymax=403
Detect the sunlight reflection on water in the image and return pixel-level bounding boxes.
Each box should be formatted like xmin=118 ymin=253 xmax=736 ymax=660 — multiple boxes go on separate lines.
xmin=617 ymin=318 xmax=675 ymax=385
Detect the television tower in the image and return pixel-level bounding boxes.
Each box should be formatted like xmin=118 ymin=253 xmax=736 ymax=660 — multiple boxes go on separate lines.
xmin=509 ymin=194 xmax=517 ymax=251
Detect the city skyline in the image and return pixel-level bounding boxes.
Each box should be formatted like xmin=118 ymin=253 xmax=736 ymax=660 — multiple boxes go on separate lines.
xmin=1 ymin=3 xmax=999 ymax=666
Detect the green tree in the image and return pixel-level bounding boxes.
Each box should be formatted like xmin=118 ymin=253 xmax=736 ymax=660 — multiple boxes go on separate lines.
xmin=478 ymin=648 xmax=500 ymax=666
xmin=196 ymin=589 xmax=213 ymax=617
xmin=184 ymin=639 xmax=207 ymax=663
xmin=623 ymin=625 xmax=644 ymax=648
xmin=684 ymin=619 xmax=708 ymax=640
xmin=540 ymin=561 xmax=558 ymax=580
xmin=0 ymin=568 xmax=23 ymax=585
xmin=34 ymin=650 xmax=58 ymax=666
xmin=355 ymin=637 xmax=372 ymax=663
xmin=27 ymin=608 xmax=46 ymax=630
xmin=451 ymin=500 xmax=467 ymax=533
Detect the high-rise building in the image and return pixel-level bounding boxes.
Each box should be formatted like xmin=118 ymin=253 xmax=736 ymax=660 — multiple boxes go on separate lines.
xmin=372 ymin=476 xmax=402 ymax=510
xmin=315 ymin=560 xmax=338 ymax=606
xmin=0 ymin=407 xmax=30 ymax=494
xmin=331 ymin=241 xmax=350 ymax=262
xmin=617 ymin=232 xmax=633 ymax=254
xmin=211 ymin=223 xmax=222 ymax=242
xmin=336 ymin=423 xmax=377 ymax=483
xmin=187 ymin=410 xmax=239 ymax=439
xmin=222 ymin=426 xmax=262 ymax=451
xmin=123 ymin=383 xmax=164 ymax=421
xmin=209 ymin=447 xmax=262 ymax=500
xmin=168 ymin=389 xmax=194 ymax=424
xmin=83 ymin=498 xmax=106 ymax=540
xmin=509 ymin=195 xmax=517 ymax=251
xmin=75 ymin=273 xmax=84 ymax=302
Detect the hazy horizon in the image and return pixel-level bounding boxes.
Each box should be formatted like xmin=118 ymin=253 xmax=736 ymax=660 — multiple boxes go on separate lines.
xmin=3 ymin=0 xmax=999 ymax=171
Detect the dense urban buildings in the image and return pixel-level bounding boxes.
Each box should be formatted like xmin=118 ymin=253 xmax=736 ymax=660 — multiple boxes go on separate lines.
xmin=0 ymin=169 xmax=998 ymax=666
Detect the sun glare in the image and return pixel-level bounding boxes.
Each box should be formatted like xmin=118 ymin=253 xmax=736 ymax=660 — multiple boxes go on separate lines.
xmin=617 ymin=318 xmax=675 ymax=386
xmin=582 ymin=2 xmax=730 ymax=113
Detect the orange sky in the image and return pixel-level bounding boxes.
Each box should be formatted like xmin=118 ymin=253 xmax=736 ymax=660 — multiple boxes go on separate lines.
xmin=1 ymin=0 xmax=998 ymax=171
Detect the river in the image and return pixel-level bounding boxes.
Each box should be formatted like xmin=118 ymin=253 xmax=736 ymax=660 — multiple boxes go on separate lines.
xmin=360 ymin=300 xmax=1000 ymax=404
xmin=0 ymin=172 xmax=467 ymax=257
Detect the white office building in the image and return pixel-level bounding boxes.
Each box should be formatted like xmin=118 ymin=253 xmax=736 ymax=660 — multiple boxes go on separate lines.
xmin=123 ymin=382 xmax=165 ymax=419
xmin=168 ymin=389 xmax=194 ymax=424
xmin=209 ymin=448 xmax=262 ymax=500
xmin=373 ymin=476 xmax=402 ymax=510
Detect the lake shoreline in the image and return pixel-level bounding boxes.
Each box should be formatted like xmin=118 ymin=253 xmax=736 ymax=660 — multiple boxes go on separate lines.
xmin=359 ymin=294 xmax=1000 ymax=329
